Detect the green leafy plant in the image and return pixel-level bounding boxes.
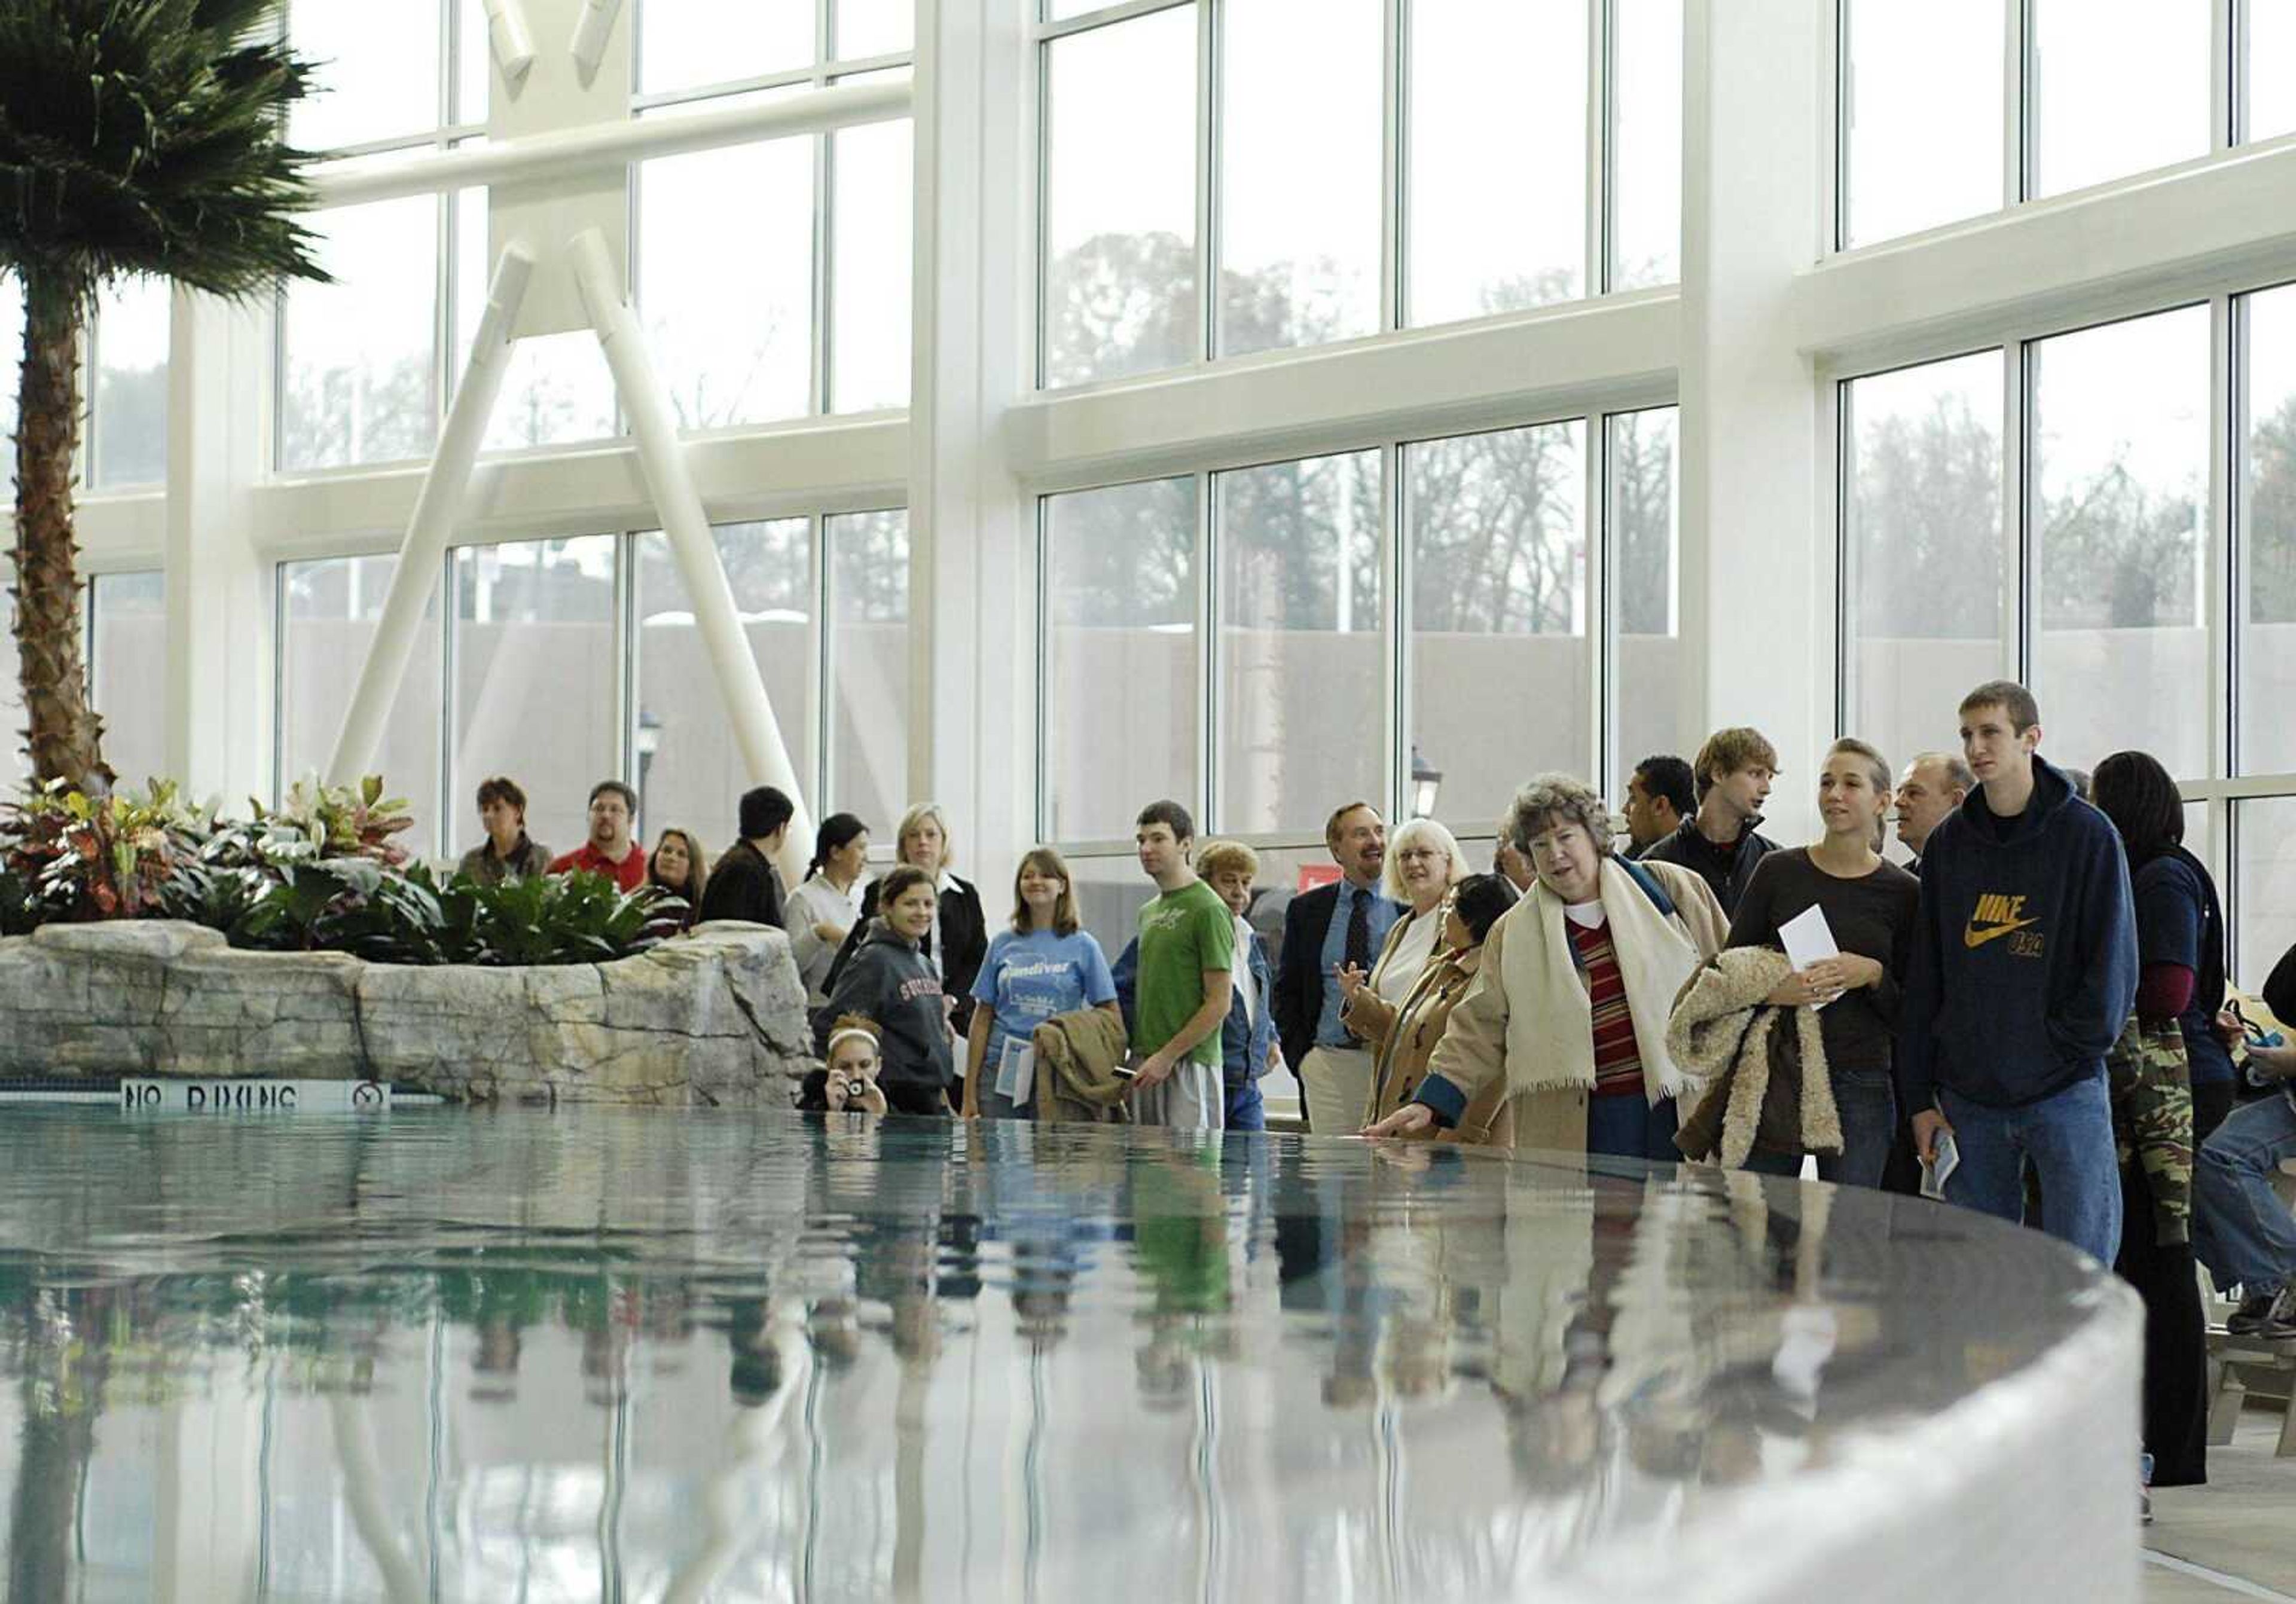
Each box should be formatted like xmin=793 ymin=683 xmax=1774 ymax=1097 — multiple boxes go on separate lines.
xmin=249 ymin=775 xmax=416 ymax=866
xmin=0 ymin=777 xmax=196 ymax=921
xmin=470 ymin=870 xmax=684 ymax=966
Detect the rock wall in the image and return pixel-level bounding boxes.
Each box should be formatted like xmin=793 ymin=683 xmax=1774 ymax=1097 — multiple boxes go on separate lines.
xmin=0 ymin=920 xmax=814 ymax=1106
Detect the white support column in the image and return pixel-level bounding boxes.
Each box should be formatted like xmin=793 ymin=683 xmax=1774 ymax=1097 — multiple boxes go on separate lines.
xmin=1678 ymin=0 xmax=1828 ymax=841
xmin=326 ymin=246 xmax=536 ymax=789
xmin=571 ymin=227 xmax=817 ymax=883
xmin=910 ymin=0 xmax=1035 ymax=882
xmin=163 ymin=288 xmax=269 ymax=805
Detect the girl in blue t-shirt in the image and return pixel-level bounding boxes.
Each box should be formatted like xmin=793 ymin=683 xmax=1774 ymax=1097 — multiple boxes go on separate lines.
xmin=963 ymin=847 xmax=1120 ymax=1119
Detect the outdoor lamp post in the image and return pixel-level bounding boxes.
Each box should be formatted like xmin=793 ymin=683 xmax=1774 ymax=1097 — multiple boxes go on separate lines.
xmin=1410 ymin=746 xmax=1443 ymax=820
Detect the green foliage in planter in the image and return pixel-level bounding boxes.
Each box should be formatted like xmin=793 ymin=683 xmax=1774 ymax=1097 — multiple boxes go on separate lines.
xmin=0 ymin=777 xmax=197 ymax=922
xmin=0 ymin=777 xmax=684 ymax=967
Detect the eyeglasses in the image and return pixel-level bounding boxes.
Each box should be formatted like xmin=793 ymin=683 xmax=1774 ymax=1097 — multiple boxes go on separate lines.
xmin=1394 ymin=847 xmax=1444 ymax=863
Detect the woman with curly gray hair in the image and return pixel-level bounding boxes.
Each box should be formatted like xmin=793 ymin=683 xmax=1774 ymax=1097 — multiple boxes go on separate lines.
xmin=1362 ymin=774 xmax=1728 ymax=1158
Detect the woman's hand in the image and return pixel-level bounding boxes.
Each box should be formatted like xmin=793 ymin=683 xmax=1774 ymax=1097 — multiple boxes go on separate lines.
xmin=1362 ymin=1103 xmax=1436 ymax=1139
xmin=1764 ymin=970 xmax=1844 ymax=1009
xmin=1805 ymin=954 xmax=1883 ymax=992
xmin=1335 ymin=963 xmax=1372 ymax=1007
xmin=814 ymin=920 xmax=845 ymax=943
xmin=828 ymin=1072 xmax=887 ymax=1116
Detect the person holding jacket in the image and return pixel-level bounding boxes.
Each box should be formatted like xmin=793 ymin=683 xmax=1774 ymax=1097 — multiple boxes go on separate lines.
xmin=1361 ymin=774 xmax=1727 ymax=1159
xmin=1723 ymin=738 xmax=1919 ymax=1187
xmin=962 ymin=847 xmax=1119 ymax=1120
xmin=1356 ymin=873 xmax=1521 ymax=1144
xmin=817 ymin=864 xmax=955 ymax=1116
xmin=1898 ymin=682 xmax=2138 ymax=1265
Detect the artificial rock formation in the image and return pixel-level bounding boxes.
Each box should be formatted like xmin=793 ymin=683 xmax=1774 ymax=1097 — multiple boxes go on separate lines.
xmin=0 ymin=920 xmax=813 ymax=1105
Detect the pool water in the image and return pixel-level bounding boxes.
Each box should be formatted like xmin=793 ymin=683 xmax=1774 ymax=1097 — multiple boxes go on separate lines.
xmin=0 ymin=1105 xmax=2111 ymax=1602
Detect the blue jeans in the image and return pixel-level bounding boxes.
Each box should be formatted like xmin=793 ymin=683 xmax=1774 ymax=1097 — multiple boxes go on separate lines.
xmin=1586 ymin=1092 xmax=1680 ymax=1162
xmin=1225 ymin=1076 xmax=1267 ymax=1132
xmin=1740 ymin=1068 xmax=1897 ymax=1188
xmin=2190 ymin=1091 xmax=2296 ymax=1296
xmin=1938 ymin=1074 xmax=2123 ymax=1266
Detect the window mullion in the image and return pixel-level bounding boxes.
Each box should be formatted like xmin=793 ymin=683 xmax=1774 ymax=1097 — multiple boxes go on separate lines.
xmin=2009 ymin=338 xmax=2034 ymax=686
xmin=1382 ymin=0 xmax=1403 ymax=332
xmin=1198 ymin=0 xmax=1219 ymax=364
xmin=1197 ymin=469 xmax=1217 ymax=831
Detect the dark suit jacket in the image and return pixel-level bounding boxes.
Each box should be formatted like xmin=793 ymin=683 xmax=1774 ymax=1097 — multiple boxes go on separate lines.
xmin=823 ymin=872 xmax=989 ymax=1037
xmin=1274 ymin=882 xmax=1342 ymax=1089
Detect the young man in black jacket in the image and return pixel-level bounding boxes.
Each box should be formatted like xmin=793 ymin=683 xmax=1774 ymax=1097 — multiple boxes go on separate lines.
xmin=700 ymin=786 xmax=795 ymax=927
xmin=1640 ymin=727 xmax=1779 ymax=915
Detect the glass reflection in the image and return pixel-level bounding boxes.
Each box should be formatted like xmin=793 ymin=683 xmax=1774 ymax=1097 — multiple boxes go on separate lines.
xmin=0 ymin=1108 xmax=2103 ymax=1602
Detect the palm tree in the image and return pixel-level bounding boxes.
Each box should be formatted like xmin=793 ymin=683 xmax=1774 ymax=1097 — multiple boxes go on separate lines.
xmin=2 ymin=0 xmax=329 ymax=792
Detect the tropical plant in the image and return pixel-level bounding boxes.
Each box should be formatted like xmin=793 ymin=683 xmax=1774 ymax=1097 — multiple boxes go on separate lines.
xmin=249 ymin=775 xmax=416 ymax=866
xmin=468 ymin=870 xmax=685 ymax=966
xmin=0 ymin=776 xmax=194 ymax=920
xmin=1 ymin=0 xmax=328 ymax=792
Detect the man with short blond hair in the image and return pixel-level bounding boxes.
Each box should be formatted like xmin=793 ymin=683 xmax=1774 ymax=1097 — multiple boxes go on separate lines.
xmin=1639 ymin=726 xmax=1779 ymax=915
xmin=1272 ymin=800 xmax=1401 ymax=1132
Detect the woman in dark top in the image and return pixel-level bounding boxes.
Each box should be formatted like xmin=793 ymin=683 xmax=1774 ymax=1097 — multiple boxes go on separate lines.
xmin=1725 ymin=737 xmax=1920 ymax=1188
xmin=2093 ymin=752 xmax=2236 ymax=1140
xmin=2092 ymin=748 xmax=2219 ymax=1488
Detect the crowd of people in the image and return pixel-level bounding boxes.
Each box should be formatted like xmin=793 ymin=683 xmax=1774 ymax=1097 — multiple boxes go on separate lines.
xmin=455 ymin=675 xmax=2296 ymax=1508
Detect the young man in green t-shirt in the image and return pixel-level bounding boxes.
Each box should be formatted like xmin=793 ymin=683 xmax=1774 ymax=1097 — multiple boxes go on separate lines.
xmin=1129 ymin=799 xmax=1236 ymax=1129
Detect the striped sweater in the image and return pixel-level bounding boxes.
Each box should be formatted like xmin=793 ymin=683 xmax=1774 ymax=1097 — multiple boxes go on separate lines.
xmin=1569 ymin=917 xmax=1645 ymax=1098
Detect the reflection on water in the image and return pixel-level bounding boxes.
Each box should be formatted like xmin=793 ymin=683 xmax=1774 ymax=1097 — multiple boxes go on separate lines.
xmin=0 ymin=1108 xmax=2105 ymax=1602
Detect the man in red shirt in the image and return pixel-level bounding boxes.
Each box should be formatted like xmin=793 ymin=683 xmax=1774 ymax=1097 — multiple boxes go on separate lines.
xmin=548 ymin=780 xmax=647 ymax=892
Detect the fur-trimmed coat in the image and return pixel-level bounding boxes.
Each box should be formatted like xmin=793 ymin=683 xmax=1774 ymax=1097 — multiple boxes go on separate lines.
xmin=1669 ymin=948 xmax=1842 ymax=1170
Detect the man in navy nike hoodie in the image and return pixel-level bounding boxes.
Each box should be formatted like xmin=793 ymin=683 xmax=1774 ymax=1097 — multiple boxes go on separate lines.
xmin=1898 ymin=681 xmax=2137 ymax=1265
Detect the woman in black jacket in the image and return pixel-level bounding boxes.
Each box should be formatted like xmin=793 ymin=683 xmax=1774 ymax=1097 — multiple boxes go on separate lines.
xmin=828 ymin=802 xmax=988 ymax=1036
xmin=817 ymin=865 xmax=955 ymax=1114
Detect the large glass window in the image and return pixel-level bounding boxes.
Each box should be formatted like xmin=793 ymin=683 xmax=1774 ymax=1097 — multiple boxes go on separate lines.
xmin=836 ymin=0 xmax=912 ymax=59
xmin=2237 ymin=798 xmax=2296 ymax=983
xmin=1839 ymin=0 xmax=2005 ymax=248
xmin=634 ymin=521 xmax=813 ymax=858
xmin=2029 ymin=0 xmax=2211 ymax=200
xmin=288 ymin=0 xmax=445 ymax=150
xmin=639 ymin=99 xmax=817 ymax=429
xmin=278 ymin=555 xmax=442 ymax=860
xmin=1608 ymin=407 xmax=1681 ymax=784
xmin=1044 ymin=477 xmax=1199 ymax=841
xmin=449 ymin=537 xmax=618 ymax=857
xmin=827 ymin=510 xmax=911 ymax=830
xmin=1219 ymin=0 xmax=1382 ymax=356
xmin=1042 ymin=7 xmax=1200 ymax=387
xmin=454 ymin=193 xmax=618 ymax=453
xmin=2244 ymin=282 xmax=2296 ymax=777
xmin=2032 ymin=306 xmax=2210 ymax=778
xmin=1214 ymin=451 xmax=1384 ymax=836
xmin=830 ymin=99 xmax=915 ymax=413
xmin=1609 ymin=0 xmax=1683 ymax=291
xmin=280 ymin=198 xmax=440 ymax=471
xmin=637 ymin=1 xmax=815 ymax=97
xmin=2250 ymin=0 xmax=2296 ymax=143
xmin=1406 ymin=420 xmax=1587 ymax=827
xmin=88 ymin=571 xmax=167 ymax=790
xmin=1406 ymin=0 xmax=1587 ymax=325
xmin=1840 ymin=350 xmax=2006 ymax=776
xmin=90 ymin=276 xmax=170 ymax=490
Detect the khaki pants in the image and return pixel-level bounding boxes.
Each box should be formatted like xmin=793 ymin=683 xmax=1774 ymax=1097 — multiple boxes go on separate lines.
xmin=1302 ymin=1046 xmax=1376 ymax=1136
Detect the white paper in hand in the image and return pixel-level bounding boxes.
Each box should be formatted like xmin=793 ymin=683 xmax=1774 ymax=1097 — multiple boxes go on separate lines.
xmin=1778 ymin=904 xmax=1842 ymax=1009
xmin=1919 ymin=1130 xmax=1959 ymax=1201
xmin=1778 ymin=903 xmax=1840 ymax=970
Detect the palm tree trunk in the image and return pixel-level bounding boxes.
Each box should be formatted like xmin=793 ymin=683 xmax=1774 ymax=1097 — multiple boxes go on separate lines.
xmin=11 ymin=269 xmax=111 ymax=795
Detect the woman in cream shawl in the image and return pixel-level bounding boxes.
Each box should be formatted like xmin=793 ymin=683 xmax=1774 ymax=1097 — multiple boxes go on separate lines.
xmin=1362 ymin=774 xmax=1727 ymax=1158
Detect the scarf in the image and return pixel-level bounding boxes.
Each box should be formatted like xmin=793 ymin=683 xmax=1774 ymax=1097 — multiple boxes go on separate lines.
xmin=1496 ymin=857 xmax=1704 ymax=1104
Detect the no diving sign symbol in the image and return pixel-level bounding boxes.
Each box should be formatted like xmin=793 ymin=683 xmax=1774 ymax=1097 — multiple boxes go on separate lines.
xmin=118 ymin=1079 xmax=395 ymax=1114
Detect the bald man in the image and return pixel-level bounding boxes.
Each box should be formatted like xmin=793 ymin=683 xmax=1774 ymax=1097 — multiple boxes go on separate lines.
xmin=1893 ymin=751 xmax=1975 ymax=871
